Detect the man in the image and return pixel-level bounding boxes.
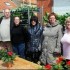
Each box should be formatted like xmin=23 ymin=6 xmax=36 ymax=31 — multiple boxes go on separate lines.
xmin=0 ymin=8 xmax=13 ymax=50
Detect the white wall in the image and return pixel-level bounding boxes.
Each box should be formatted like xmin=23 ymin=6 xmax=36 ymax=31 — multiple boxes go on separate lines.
xmin=52 ymin=0 xmax=70 ymax=15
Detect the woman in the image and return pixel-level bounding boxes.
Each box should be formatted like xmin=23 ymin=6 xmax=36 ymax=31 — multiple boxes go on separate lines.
xmin=11 ymin=16 xmax=29 ymax=58
xmin=61 ymin=17 xmax=70 ymax=60
xmin=40 ymin=12 xmax=63 ymax=65
xmin=26 ymin=16 xmax=43 ymax=63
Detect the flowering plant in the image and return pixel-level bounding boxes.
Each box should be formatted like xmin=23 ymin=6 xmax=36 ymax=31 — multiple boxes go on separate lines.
xmin=38 ymin=56 xmax=70 ymax=70
xmin=0 ymin=47 xmax=16 ymax=63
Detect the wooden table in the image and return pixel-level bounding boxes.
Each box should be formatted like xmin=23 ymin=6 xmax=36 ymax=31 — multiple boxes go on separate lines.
xmin=0 ymin=57 xmax=41 ymax=69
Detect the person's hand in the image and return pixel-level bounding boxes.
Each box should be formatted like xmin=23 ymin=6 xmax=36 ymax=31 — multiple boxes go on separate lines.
xmin=37 ymin=61 xmax=41 ymax=65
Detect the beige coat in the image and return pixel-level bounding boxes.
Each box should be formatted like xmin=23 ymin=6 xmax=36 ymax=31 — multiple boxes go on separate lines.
xmin=40 ymin=22 xmax=63 ymax=65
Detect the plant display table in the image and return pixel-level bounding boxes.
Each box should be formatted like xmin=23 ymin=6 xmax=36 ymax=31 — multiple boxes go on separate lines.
xmin=0 ymin=57 xmax=41 ymax=69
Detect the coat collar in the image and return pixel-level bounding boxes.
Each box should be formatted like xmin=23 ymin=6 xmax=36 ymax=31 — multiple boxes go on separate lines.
xmin=46 ymin=21 xmax=59 ymax=27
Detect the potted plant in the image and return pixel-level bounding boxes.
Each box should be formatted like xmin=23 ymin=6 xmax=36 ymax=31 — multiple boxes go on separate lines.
xmin=0 ymin=47 xmax=16 ymax=68
xmin=38 ymin=56 xmax=70 ymax=70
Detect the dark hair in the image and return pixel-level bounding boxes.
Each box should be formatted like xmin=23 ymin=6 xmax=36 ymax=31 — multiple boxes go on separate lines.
xmin=48 ymin=12 xmax=57 ymax=19
xmin=30 ymin=16 xmax=38 ymax=27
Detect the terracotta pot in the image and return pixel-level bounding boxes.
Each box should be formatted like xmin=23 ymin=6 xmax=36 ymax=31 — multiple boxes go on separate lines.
xmin=4 ymin=62 xmax=13 ymax=68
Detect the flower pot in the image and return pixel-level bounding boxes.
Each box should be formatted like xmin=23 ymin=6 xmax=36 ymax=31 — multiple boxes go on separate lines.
xmin=3 ymin=62 xmax=13 ymax=68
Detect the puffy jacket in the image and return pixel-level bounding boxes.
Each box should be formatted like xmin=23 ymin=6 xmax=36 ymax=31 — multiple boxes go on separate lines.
xmin=27 ymin=23 xmax=43 ymax=52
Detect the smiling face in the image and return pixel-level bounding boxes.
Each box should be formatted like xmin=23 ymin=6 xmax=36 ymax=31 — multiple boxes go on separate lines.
xmin=49 ymin=15 xmax=56 ymax=24
xmin=30 ymin=16 xmax=38 ymax=27
xmin=48 ymin=12 xmax=57 ymax=25
xmin=31 ymin=20 xmax=36 ymax=26
xmin=14 ymin=17 xmax=20 ymax=26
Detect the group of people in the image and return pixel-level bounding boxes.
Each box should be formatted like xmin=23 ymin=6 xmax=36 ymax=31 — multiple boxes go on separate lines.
xmin=0 ymin=8 xmax=43 ymax=63
xmin=0 ymin=8 xmax=70 ymax=66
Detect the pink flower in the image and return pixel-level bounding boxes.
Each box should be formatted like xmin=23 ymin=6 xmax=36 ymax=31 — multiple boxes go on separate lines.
xmin=7 ymin=51 xmax=13 ymax=56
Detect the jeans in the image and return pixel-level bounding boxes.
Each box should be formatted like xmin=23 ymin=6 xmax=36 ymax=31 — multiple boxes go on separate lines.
xmin=12 ymin=43 xmax=25 ymax=58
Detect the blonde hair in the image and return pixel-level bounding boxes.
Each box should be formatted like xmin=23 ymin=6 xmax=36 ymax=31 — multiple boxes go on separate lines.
xmin=65 ymin=17 xmax=70 ymax=29
xmin=65 ymin=17 xmax=70 ymax=24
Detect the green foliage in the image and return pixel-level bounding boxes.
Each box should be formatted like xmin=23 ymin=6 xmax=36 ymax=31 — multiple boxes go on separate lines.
xmin=11 ymin=6 xmax=38 ymax=27
xmin=43 ymin=12 xmax=49 ymax=23
xmin=11 ymin=6 xmax=38 ymax=19
xmin=0 ymin=49 xmax=16 ymax=63
xmin=0 ymin=49 xmax=5 ymax=59
xmin=52 ymin=64 xmax=64 ymax=70
xmin=57 ymin=13 xmax=70 ymax=26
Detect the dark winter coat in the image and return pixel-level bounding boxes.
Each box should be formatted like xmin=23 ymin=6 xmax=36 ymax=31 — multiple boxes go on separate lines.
xmin=27 ymin=23 xmax=43 ymax=52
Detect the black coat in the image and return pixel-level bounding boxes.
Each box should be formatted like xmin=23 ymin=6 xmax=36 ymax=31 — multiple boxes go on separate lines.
xmin=27 ymin=23 xmax=43 ymax=52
